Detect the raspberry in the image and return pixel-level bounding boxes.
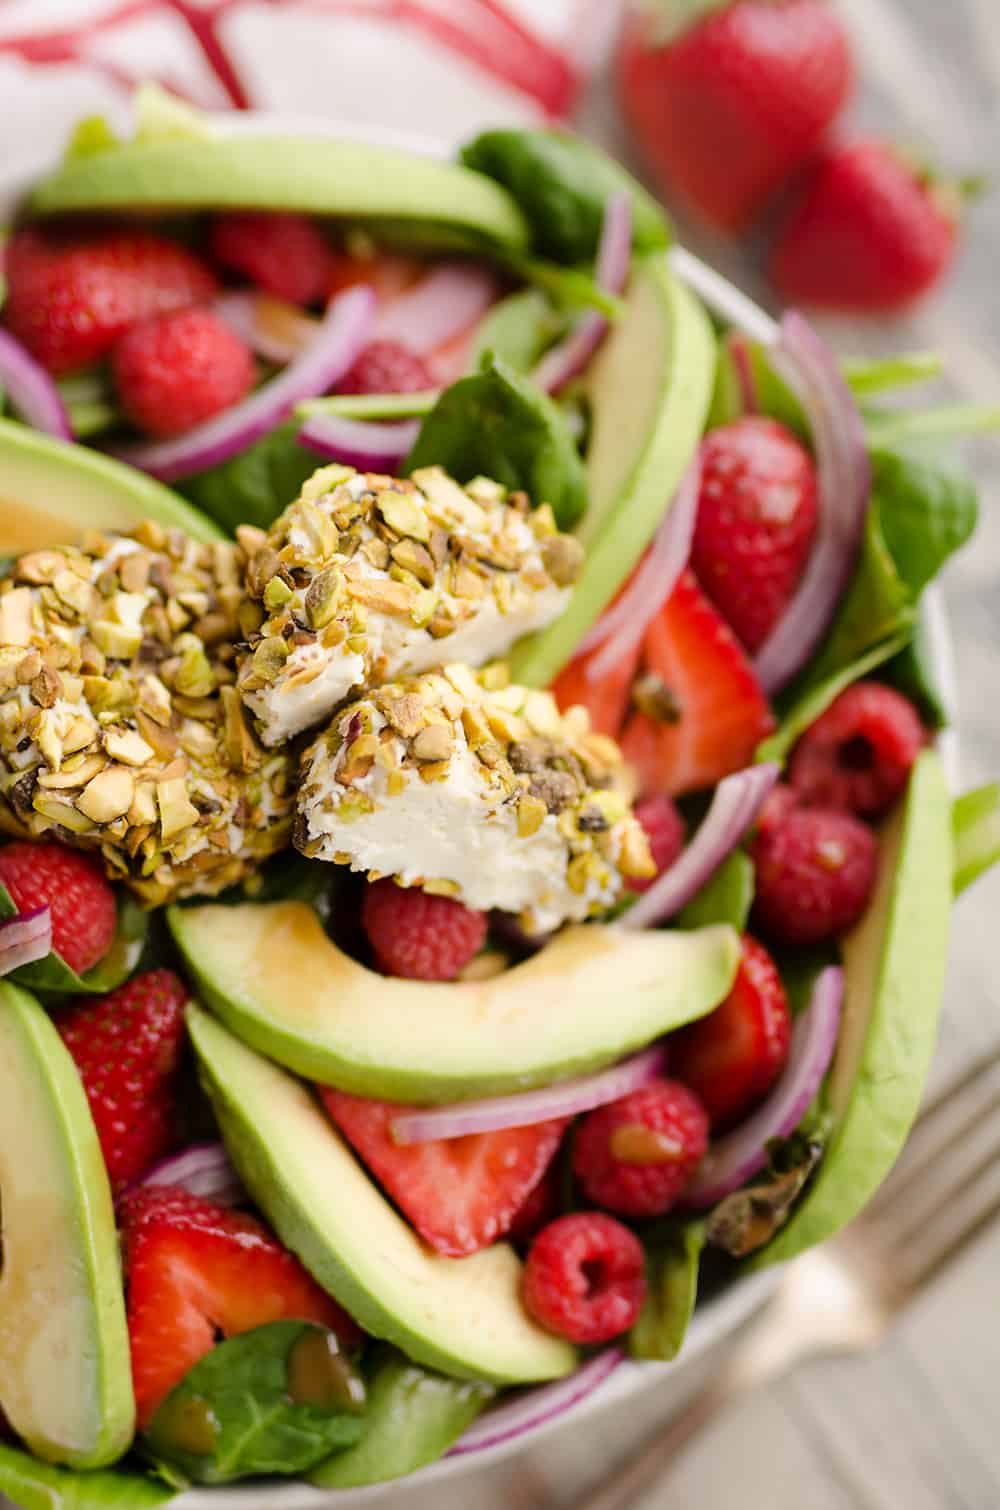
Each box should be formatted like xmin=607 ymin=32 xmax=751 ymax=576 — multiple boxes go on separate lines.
xmin=522 ymin=1213 xmax=646 ymax=1344
xmin=572 ymin=1078 xmax=709 ymax=1218
xmin=789 ymin=682 xmax=924 ymax=818
xmin=671 ymin=936 xmax=791 ymax=1129
xmin=112 ymin=307 xmax=255 ymax=439
xmin=209 ymin=211 xmax=333 ymax=305
xmin=628 ymin=794 xmax=686 ymax=893
xmin=0 ymin=841 xmax=115 ymax=975
xmin=3 ymin=228 xmax=218 ymax=376
xmin=361 ymin=878 xmax=487 ymax=981
xmin=337 ymin=339 xmax=435 ymax=396
xmin=692 ymin=418 xmax=819 ymax=652
xmin=756 ymin=781 xmax=801 ymax=836
xmin=752 ymin=806 xmax=877 ymax=947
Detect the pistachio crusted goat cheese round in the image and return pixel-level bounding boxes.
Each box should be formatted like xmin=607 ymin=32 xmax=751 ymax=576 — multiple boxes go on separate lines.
xmin=295 ymin=663 xmax=655 ymax=933
xmin=0 ymin=524 xmax=293 ymax=905
xmin=237 ymin=465 xmax=582 ymax=747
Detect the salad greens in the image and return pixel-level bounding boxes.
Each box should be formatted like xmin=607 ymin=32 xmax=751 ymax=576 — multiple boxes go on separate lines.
xmin=0 ymin=1443 xmax=174 ymax=1510
xmin=953 ymin=784 xmax=1000 ymax=897
xmin=1 ymin=887 xmax=147 ymax=996
xmin=629 ymin=1222 xmax=705 ymax=1362
xmin=677 ymin=851 xmax=755 ymax=934
xmin=178 ymin=421 xmax=319 ymax=535
xmin=469 ymin=287 xmax=566 ymax=375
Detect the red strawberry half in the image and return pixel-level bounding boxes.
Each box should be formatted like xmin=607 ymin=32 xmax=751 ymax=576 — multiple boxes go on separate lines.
xmin=0 ymin=840 xmax=115 ymax=976
xmin=321 ymin=1089 xmax=569 ymax=1257
xmin=118 ymin=1185 xmax=358 ymax=1428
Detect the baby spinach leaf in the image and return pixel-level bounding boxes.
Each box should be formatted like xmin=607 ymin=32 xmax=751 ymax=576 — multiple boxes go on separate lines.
xmin=297 ymin=392 xmax=439 ymax=420
xmin=469 ymin=288 xmax=565 ymax=375
xmin=757 ymin=633 xmax=910 ymax=768
xmin=142 ymin=1321 xmax=365 ymax=1486
xmin=870 ymin=441 xmax=978 ymax=597
xmin=0 ymin=1442 xmax=175 ymax=1510
xmin=1 ymin=884 xmax=147 ymax=996
xmin=677 ymin=851 xmax=754 ymax=933
xmin=179 ymin=421 xmax=319 ymax=535
xmin=841 ymin=351 xmax=943 ymax=396
xmin=953 ymin=783 xmax=1000 ymax=897
xmin=460 ymin=128 xmax=670 ymax=263
xmin=629 ymin=1222 xmax=705 ymax=1362
xmin=885 ymin=599 xmax=951 ymax=728
xmin=405 ymin=355 xmax=588 ymax=528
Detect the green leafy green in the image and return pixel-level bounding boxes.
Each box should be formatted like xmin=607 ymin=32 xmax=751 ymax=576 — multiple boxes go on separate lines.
xmin=297 ymin=392 xmax=439 ymax=420
xmin=64 ymin=115 xmax=121 ymax=161
xmin=405 ymin=355 xmax=588 ymax=528
xmin=842 ymin=351 xmax=943 ymax=396
xmin=179 ymin=421 xmax=319 ymax=535
xmin=885 ymin=598 xmax=951 ymax=727
xmin=866 ymin=403 xmax=1000 ymax=448
xmin=869 ymin=442 xmax=978 ymax=597
xmin=469 ymin=288 xmax=564 ymax=375
xmin=953 ymin=784 xmax=1000 ymax=896
xmin=677 ymin=851 xmax=754 ymax=933
xmin=0 ymin=1443 xmax=174 ymax=1510
xmin=310 ymin=1345 xmax=493 ymax=1489
xmin=460 ymin=128 xmax=670 ymax=263
xmin=142 ymin=1322 xmax=365 ymax=1486
xmin=1 ymin=884 xmax=147 ymax=996
xmin=629 ymin=1222 xmax=705 ymax=1362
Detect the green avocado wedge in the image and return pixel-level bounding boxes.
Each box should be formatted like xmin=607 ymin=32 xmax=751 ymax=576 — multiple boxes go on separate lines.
xmin=169 ymin=901 xmax=740 ymax=1101
xmin=509 ymin=254 xmax=715 ymax=687
xmin=29 ymin=137 xmax=529 ymax=253
xmin=755 ymin=750 xmax=953 ymax=1266
xmin=187 ymin=1005 xmax=576 ymax=1386
xmin=0 ymin=985 xmax=134 ymax=1468
xmin=0 ymin=419 xmax=221 ymax=553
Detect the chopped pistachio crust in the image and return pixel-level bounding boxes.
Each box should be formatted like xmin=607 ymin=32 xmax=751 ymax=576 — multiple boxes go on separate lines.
xmin=236 ymin=465 xmax=582 ymax=746
xmin=296 ymin=663 xmax=655 ymax=932
xmin=0 ymin=525 xmax=293 ymax=905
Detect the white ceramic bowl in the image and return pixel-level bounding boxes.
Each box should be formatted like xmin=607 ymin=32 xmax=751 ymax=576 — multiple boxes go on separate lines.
xmin=1 ymin=113 xmax=959 ymax=1510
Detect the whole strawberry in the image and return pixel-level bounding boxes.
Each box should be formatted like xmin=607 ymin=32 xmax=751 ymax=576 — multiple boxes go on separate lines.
xmin=618 ymin=0 xmax=852 ymax=231
xmin=209 ymin=211 xmax=333 ymax=306
xmin=112 ymin=307 xmax=256 ymax=438
xmin=57 ymin=969 xmax=189 ymax=1191
xmin=770 ymin=139 xmax=965 ymax=311
xmin=3 ymin=229 xmax=218 ymax=375
xmin=692 ymin=417 xmax=818 ymax=654
xmin=0 ymin=841 xmax=116 ymax=975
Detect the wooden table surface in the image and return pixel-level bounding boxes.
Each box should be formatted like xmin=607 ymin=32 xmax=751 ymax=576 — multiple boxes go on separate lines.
xmin=420 ymin=4 xmax=1000 ymax=1508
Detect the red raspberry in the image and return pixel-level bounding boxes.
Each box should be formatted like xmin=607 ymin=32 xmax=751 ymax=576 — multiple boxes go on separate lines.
xmin=756 ymin=781 xmax=800 ymax=836
xmin=789 ymin=682 xmax=924 ymax=818
xmin=3 ymin=228 xmax=218 ymax=376
xmin=361 ymin=878 xmax=487 ymax=981
xmin=112 ymin=307 xmax=255 ymax=438
xmin=752 ymin=807 xmax=877 ymax=947
xmin=572 ymin=1078 xmax=709 ymax=1218
xmin=629 ymin=794 xmax=686 ymax=893
xmin=692 ymin=418 xmax=819 ymax=653
xmin=0 ymin=841 xmax=115 ymax=975
xmin=337 ymin=339 xmax=435 ymax=396
xmin=209 ymin=211 xmax=333 ymax=305
xmin=522 ymin=1213 xmax=646 ymax=1345
xmin=671 ymin=936 xmax=791 ymax=1130
xmin=57 ymin=970 xmax=189 ymax=1190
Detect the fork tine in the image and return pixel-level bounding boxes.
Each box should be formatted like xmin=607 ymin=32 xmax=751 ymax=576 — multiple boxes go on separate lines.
xmin=915 ymin=1041 xmax=1000 ymax=1125
xmin=885 ymin=1128 xmax=1000 ymax=1258
xmin=900 ymin=1180 xmax=1000 ymax=1293
xmin=865 ymin=1083 xmax=1000 ymax=1224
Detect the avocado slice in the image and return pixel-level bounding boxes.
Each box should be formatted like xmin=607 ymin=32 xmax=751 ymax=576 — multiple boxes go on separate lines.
xmin=509 ymin=253 xmax=716 ymax=687
xmin=0 ymin=418 xmax=221 ymax=553
xmin=0 ymin=984 xmax=134 ymax=1468
xmin=756 ymin=750 xmax=953 ymax=1265
xmin=169 ymin=901 xmax=740 ymax=1100
xmin=187 ymin=1005 xmax=577 ymax=1386
xmin=29 ymin=137 xmax=529 ymax=253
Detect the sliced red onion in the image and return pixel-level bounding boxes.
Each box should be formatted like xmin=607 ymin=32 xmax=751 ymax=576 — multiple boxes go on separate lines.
xmin=375 ymin=263 xmax=499 ymax=354
xmin=297 ymin=413 xmax=421 ymax=473
xmin=532 ymin=192 xmax=632 ymax=395
xmin=450 ymin=1347 xmax=625 ymax=1456
xmin=622 ymin=763 xmax=780 ymax=932
xmin=754 ymin=314 xmax=871 ymax=695
xmin=214 ymin=289 xmax=318 ymax=366
xmin=685 ymin=966 xmax=844 ymax=1208
xmin=0 ymin=329 xmax=72 ymax=438
xmin=142 ymin=1142 xmax=246 ymax=1205
xmin=0 ymin=906 xmax=52 ymax=976
xmin=583 ymin=454 xmax=701 ymax=680
xmin=667 ymin=246 xmax=779 ymax=347
xmin=113 ymin=284 xmax=376 ymax=482
xmin=392 ymin=1044 xmax=667 ymax=1145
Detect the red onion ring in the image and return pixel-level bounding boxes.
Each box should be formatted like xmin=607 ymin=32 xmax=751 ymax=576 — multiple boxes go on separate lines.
xmin=141 ymin=1141 xmax=246 ymax=1206
xmin=374 ymin=262 xmax=499 ymax=354
xmin=685 ymin=966 xmax=844 ymax=1208
xmin=532 ymin=191 xmax=632 ymax=395
xmin=753 ymin=314 xmax=871 ymax=696
xmin=113 ymin=284 xmax=376 ymax=482
xmin=0 ymin=906 xmax=52 ymax=976
xmin=0 ymin=329 xmax=72 ymax=439
xmin=298 ymin=413 xmax=421 ymax=472
xmin=214 ymin=289 xmax=318 ymax=366
xmin=450 ymin=1347 xmax=625 ymax=1456
xmin=391 ymin=1044 xmax=667 ymax=1145
xmin=622 ymin=764 xmax=780 ymax=932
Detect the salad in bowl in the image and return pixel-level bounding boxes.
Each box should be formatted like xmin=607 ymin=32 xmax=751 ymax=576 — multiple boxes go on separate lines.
xmin=0 ymin=88 xmax=997 ymax=1507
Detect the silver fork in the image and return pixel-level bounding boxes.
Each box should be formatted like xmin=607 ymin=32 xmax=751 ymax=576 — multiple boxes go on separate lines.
xmin=577 ymin=1043 xmax=1000 ymax=1510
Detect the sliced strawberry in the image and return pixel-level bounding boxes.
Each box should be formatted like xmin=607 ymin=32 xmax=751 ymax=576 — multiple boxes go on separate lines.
xmin=550 ymin=633 xmax=643 ymax=738
xmin=620 ymin=570 xmax=774 ymax=797
xmin=118 ymin=1184 xmax=360 ymax=1428
xmin=321 ymin=1089 xmax=569 ymax=1258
